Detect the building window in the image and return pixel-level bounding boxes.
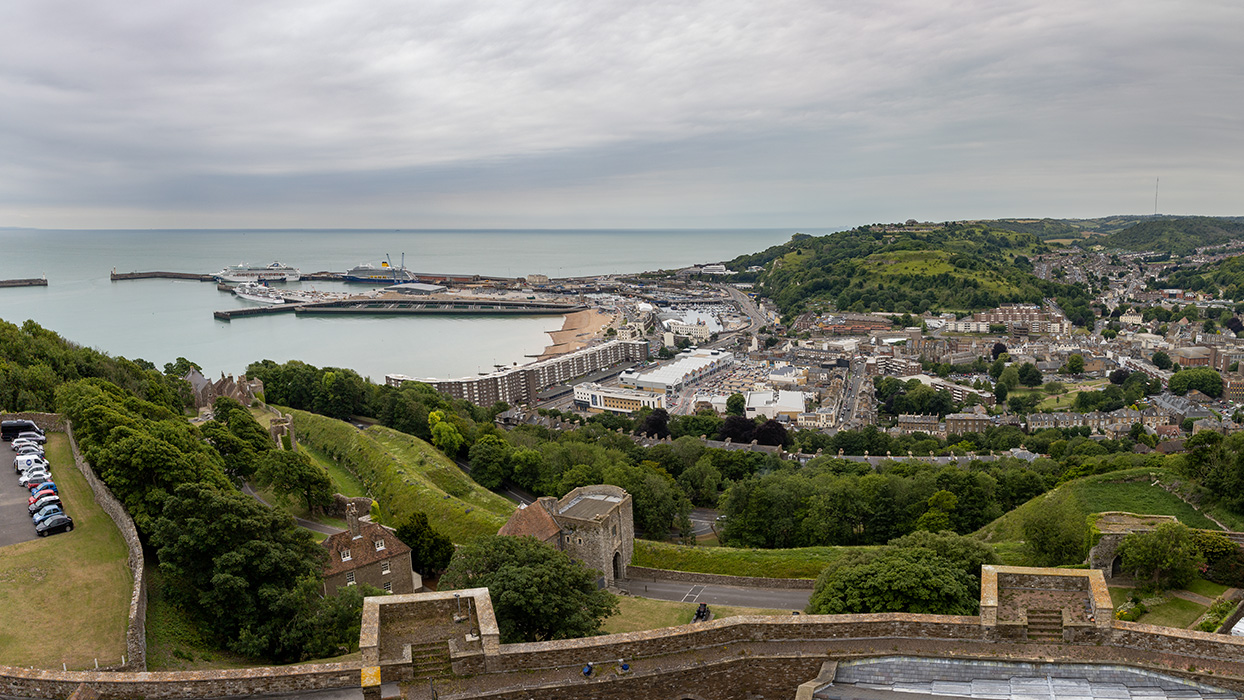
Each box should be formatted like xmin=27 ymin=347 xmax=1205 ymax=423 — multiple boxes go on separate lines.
xmin=374 ymin=539 xmax=386 ymax=551
xmin=384 ymin=581 xmax=392 ymax=593
xmin=381 ymin=560 xmax=391 ymax=574
xmin=346 ymin=572 xmax=356 ymax=585
xmin=341 ymin=549 xmax=352 ymax=562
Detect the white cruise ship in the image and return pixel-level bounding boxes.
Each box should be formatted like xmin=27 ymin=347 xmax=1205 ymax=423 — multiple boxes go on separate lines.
xmin=213 ymin=261 xmax=301 ymax=283
xmin=232 ymin=282 xmax=287 ymax=305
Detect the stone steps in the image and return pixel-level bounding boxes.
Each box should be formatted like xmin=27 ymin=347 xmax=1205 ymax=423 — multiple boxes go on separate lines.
xmin=409 ymin=641 xmax=453 ymax=679
xmin=1027 ymin=609 xmax=1064 ymax=641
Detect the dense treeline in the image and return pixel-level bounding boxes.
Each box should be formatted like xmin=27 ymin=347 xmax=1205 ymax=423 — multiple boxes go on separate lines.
xmin=723 ymin=225 xmax=1091 ymax=320
xmin=1104 ymin=216 xmax=1244 ymax=257
xmin=57 ymin=380 xmax=369 ymax=662
xmin=0 ymin=319 xmax=190 ymax=413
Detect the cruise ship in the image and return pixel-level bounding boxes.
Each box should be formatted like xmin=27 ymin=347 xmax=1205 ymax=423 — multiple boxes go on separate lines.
xmin=213 ymin=261 xmax=301 ymax=283
xmin=232 ymin=281 xmax=287 ymax=305
xmin=342 ymin=256 xmax=419 ymax=284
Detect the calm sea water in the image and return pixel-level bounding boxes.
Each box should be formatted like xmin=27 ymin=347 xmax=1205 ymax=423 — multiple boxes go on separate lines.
xmin=0 ymin=229 xmax=820 ymax=381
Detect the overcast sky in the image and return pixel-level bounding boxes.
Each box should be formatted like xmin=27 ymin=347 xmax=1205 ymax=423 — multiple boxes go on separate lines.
xmin=1 ymin=0 xmax=1241 ymax=229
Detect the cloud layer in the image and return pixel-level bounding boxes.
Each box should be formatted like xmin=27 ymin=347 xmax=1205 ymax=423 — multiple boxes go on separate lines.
xmin=1 ymin=0 xmax=1241 ymax=227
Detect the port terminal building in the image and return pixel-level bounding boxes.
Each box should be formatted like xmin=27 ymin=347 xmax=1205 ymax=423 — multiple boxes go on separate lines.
xmin=386 ymin=339 xmax=648 ymax=406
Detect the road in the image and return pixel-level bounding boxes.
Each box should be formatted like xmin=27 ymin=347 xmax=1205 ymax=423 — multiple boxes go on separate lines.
xmin=618 ymin=579 xmax=811 ymax=611
xmin=688 ymin=507 xmax=719 ymax=536
xmin=1 ymin=442 xmax=41 ymax=548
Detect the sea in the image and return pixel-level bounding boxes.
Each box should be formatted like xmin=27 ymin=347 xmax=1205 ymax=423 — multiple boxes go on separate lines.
xmin=0 ymin=228 xmax=825 ymax=382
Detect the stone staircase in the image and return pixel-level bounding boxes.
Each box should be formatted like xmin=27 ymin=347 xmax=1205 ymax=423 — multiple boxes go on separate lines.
xmin=409 ymin=641 xmax=453 ymax=680
xmin=1026 ymin=609 xmax=1064 ymax=642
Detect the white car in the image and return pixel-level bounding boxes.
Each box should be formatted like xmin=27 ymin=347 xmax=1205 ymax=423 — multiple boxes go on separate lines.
xmin=19 ymin=469 xmax=52 ymax=487
xmin=12 ymin=437 xmax=42 ymax=450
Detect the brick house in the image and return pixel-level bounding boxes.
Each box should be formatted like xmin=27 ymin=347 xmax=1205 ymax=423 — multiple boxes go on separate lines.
xmin=322 ymin=505 xmax=420 ymax=597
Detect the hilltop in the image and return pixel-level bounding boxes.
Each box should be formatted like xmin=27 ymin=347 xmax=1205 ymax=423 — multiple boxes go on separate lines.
xmin=1102 ymin=216 xmax=1244 ymax=256
xmin=729 ymin=222 xmax=1087 ymax=318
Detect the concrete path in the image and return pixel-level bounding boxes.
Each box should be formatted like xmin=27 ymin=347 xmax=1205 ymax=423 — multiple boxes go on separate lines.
xmin=1169 ymin=589 xmax=1216 ymax=606
xmin=618 ymin=578 xmax=811 ymax=611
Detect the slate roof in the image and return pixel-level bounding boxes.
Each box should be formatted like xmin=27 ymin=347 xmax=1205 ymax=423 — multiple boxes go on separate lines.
xmin=322 ymin=521 xmax=411 ymax=577
xmin=498 ymin=502 xmax=562 ymax=542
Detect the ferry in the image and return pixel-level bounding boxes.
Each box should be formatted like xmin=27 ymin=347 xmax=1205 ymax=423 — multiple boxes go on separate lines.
xmin=213 ymin=261 xmax=301 ymax=283
xmin=343 ymin=254 xmax=419 ymax=284
xmin=232 ymin=281 xmax=287 ymax=305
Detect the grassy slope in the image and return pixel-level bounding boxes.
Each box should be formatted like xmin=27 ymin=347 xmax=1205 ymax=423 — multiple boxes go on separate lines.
xmin=978 ymin=468 xmax=1220 ymax=544
xmin=287 ymin=409 xmax=512 ymax=541
xmin=633 ymin=540 xmax=858 ymax=579
xmin=0 ymin=434 xmax=131 ymax=669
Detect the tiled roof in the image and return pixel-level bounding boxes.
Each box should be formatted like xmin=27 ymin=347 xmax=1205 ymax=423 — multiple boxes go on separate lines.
xmin=322 ymin=521 xmax=411 ymax=577
xmin=498 ymin=503 xmax=561 ymax=542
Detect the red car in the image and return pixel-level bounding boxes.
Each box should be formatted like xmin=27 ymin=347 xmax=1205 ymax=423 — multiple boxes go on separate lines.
xmin=29 ymin=488 xmax=56 ymax=505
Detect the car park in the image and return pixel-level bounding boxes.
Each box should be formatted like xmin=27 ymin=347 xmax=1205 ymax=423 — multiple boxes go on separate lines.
xmin=28 ymin=488 xmax=56 ymax=505
xmin=31 ymin=504 xmax=64 ymax=525
xmin=28 ymin=494 xmax=61 ymax=515
xmin=19 ymin=470 xmax=52 ymax=488
xmin=35 ymin=514 xmax=73 ymax=536
xmin=15 ymin=431 xmax=46 ymax=445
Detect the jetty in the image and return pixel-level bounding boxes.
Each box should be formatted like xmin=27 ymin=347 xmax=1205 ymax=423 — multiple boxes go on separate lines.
xmin=213 ymin=304 xmax=306 ymax=321
xmin=214 ymin=297 xmax=584 ymax=321
xmin=0 ymin=277 xmax=47 ymax=288
xmin=111 ymin=269 xmax=214 ymax=282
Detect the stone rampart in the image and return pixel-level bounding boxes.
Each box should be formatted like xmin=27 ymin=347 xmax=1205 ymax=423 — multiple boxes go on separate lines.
xmin=625 ymin=566 xmax=815 ymax=590
xmin=61 ymin=422 xmax=149 ymax=671
xmin=1112 ymin=621 xmax=1244 ymax=662
xmin=0 ymin=662 xmax=360 ymax=700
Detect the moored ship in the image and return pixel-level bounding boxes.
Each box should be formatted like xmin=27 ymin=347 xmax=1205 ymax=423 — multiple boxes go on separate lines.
xmin=232 ymin=281 xmax=287 ymax=305
xmin=213 ymin=261 xmax=301 ymax=283
xmin=342 ymin=254 xmax=419 ymax=284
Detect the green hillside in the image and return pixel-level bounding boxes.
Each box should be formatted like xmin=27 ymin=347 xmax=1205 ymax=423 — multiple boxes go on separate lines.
xmin=977 ymin=468 xmax=1221 ymax=544
xmin=286 ymin=409 xmax=513 ymax=541
xmin=1162 ymin=254 xmax=1244 ymax=300
xmin=1105 ymin=217 xmax=1244 ymax=256
xmin=729 ymin=223 xmax=1088 ymax=318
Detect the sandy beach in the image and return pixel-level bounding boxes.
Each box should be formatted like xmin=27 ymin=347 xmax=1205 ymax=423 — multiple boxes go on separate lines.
xmin=537 ymin=309 xmax=614 ymax=361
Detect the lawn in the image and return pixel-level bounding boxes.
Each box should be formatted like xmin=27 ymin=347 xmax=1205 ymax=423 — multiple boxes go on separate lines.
xmin=632 ymin=540 xmax=852 ymax=579
xmin=1185 ymin=578 xmax=1229 ymax=600
xmin=1035 ymin=379 xmax=1108 ymax=411
xmin=601 ymin=595 xmax=789 ymax=634
xmin=1140 ymin=597 xmax=1207 ymax=629
xmin=0 ymin=434 xmax=132 ymax=670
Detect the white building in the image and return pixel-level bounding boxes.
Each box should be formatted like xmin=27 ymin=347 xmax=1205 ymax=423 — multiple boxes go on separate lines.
xmin=665 ymin=319 xmax=714 ymax=342
xmin=573 ymin=382 xmax=666 ymax=414
xmin=745 ymin=390 xmax=808 ymax=420
xmin=619 ymin=349 xmax=735 ymax=395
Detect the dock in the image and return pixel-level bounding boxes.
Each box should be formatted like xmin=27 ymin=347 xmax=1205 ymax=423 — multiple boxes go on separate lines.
xmin=214 ymin=297 xmax=584 ymax=321
xmin=213 ymin=304 xmax=306 ymax=321
xmin=0 ymin=277 xmax=47 ymax=288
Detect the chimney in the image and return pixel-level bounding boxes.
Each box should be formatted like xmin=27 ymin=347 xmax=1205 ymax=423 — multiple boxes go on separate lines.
xmin=346 ymin=502 xmax=362 ymax=539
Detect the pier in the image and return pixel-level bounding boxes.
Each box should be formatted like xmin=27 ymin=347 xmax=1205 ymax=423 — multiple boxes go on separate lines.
xmin=294 ymin=298 xmax=586 ymax=315
xmin=0 ymin=277 xmax=47 ymax=288
xmin=213 ymin=304 xmax=306 ymax=321
xmin=111 ymin=269 xmax=214 ymax=282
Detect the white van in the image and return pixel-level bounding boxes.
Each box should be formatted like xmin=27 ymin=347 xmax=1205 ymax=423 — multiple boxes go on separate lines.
xmin=14 ymin=454 xmax=49 ymax=473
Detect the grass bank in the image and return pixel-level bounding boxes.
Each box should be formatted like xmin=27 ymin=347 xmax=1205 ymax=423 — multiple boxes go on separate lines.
xmin=286 ymin=409 xmax=512 ymax=541
xmin=633 ymin=540 xmax=853 ymax=579
xmin=0 ymin=434 xmax=131 ymax=669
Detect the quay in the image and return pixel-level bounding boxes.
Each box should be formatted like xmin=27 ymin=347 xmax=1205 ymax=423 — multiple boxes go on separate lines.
xmin=213 ymin=304 xmax=305 ymax=321
xmin=0 ymin=277 xmax=47 ymax=288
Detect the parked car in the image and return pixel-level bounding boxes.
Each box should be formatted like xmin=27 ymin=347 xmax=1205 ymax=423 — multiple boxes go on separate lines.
xmin=35 ymin=514 xmax=74 ymax=536
xmin=28 ymin=488 xmax=56 ymax=505
xmin=19 ymin=470 xmax=52 ymax=488
xmin=15 ymin=444 xmax=44 ymax=456
xmin=26 ymin=481 xmax=56 ymax=494
xmin=28 ymin=494 xmax=61 ymax=515
xmin=15 ymin=431 xmax=46 ymax=445
xmin=12 ymin=438 xmax=44 ymax=452
xmin=31 ymin=504 xmax=64 ymax=525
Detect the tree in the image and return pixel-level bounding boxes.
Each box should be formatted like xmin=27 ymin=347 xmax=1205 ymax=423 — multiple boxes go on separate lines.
xmin=991 ymin=342 xmax=1008 ymax=360
xmin=1118 ymin=522 xmax=1204 ymax=592
xmin=1109 ymin=369 xmax=1131 ymax=385
xmin=254 ymin=449 xmax=334 ymax=513
xmin=1168 ymin=367 xmax=1223 ymax=398
xmin=994 ymin=382 xmax=1008 ymax=404
xmin=999 ymin=365 xmax=1020 ymax=390
xmin=718 ymin=415 xmax=757 ymax=443
xmin=395 ymin=511 xmax=455 ymax=576
xmin=806 ymin=548 xmax=977 ymax=616
xmin=1066 ymin=354 xmax=1085 ymax=374
xmin=726 ymin=393 xmax=746 ymax=417
xmin=439 ymin=535 xmax=618 ymax=643
xmin=468 ymin=434 xmax=512 ymax=489
xmin=754 ymin=419 xmax=787 ymax=446
xmin=1017 ymin=363 xmax=1043 ymax=387
xmin=1019 ymin=491 xmax=1087 ymax=567
xmin=429 ymin=413 xmax=465 ymax=457
xmin=637 ymin=407 xmax=671 ymax=438
xmin=1152 ymin=350 xmax=1172 ymax=370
